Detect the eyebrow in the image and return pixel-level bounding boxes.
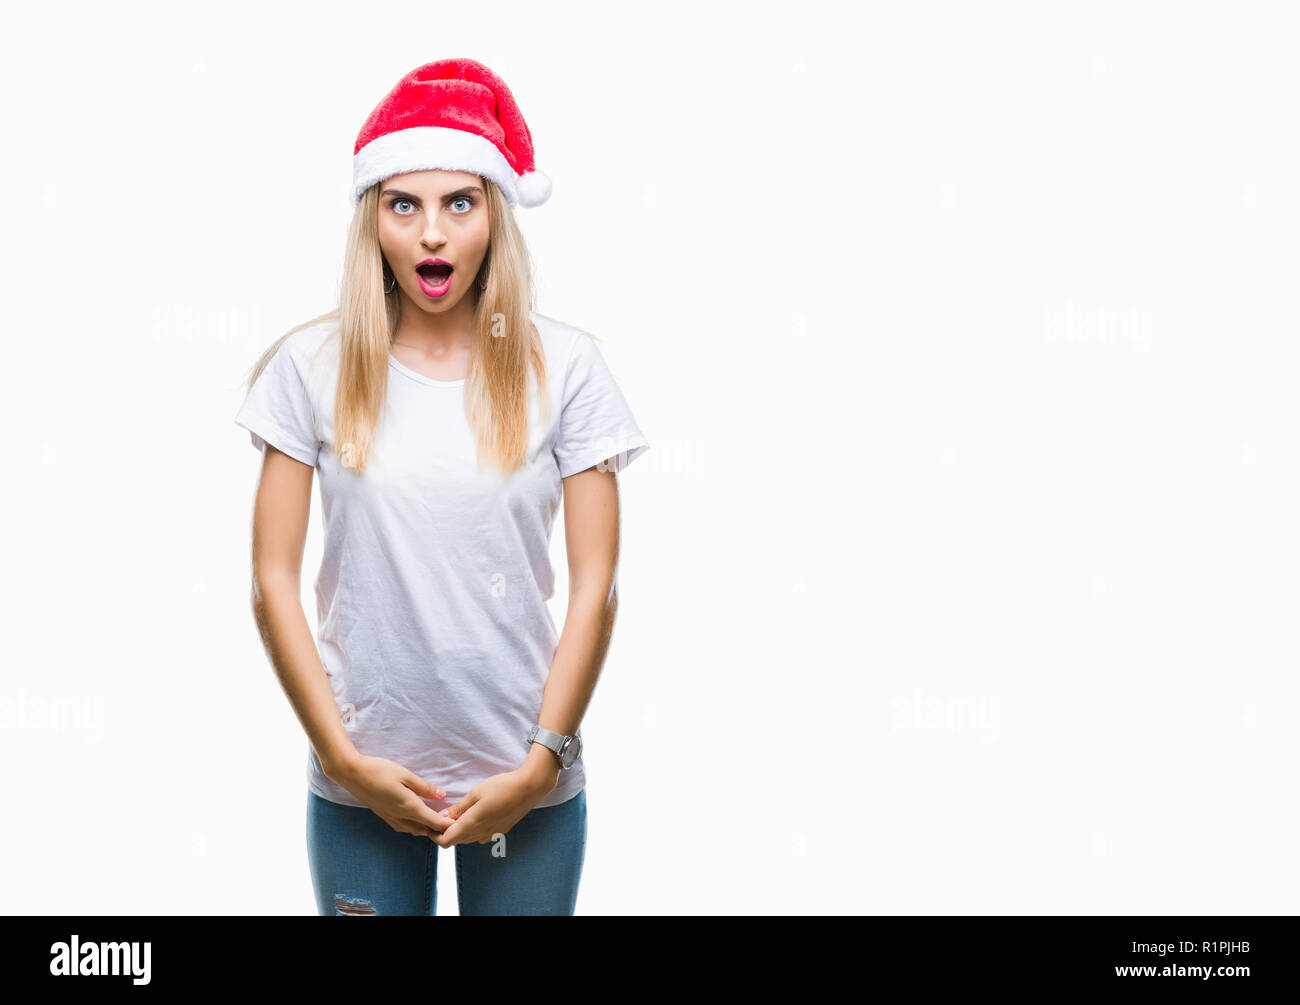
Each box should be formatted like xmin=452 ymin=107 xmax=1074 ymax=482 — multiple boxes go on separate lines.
xmin=380 ymin=186 xmax=483 ymax=201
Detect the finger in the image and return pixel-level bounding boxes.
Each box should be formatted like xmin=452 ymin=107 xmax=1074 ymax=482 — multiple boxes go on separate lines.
xmin=438 ymin=802 xmax=487 ymax=846
xmin=413 ymin=808 xmax=455 ymax=835
xmin=378 ymin=814 xmax=415 ymax=836
xmin=436 ymin=818 xmax=473 ymax=848
xmin=408 ymin=790 xmax=456 ymax=831
xmin=404 ymin=772 xmax=447 ymax=802
xmin=444 ymin=792 xmax=478 ymax=819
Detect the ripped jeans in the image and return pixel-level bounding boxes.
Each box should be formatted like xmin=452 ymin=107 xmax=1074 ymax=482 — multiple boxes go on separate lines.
xmin=305 ymin=787 xmax=587 ymax=916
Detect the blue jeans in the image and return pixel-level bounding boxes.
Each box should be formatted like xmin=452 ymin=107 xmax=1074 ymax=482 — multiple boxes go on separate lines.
xmin=305 ymin=787 xmax=587 ymax=915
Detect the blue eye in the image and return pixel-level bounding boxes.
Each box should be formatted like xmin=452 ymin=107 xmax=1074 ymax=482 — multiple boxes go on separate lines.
xmin=387 ymin=195 xmax=476 ymax=215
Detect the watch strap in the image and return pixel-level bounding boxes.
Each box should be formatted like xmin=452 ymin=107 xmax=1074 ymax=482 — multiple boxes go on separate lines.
xmin=528 ymin=724 xmax=581 ymax=768
xmin=529 ymin=725 xmax=565 ymax=754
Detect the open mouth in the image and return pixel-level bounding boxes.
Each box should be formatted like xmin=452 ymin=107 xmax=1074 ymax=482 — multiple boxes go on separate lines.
xmin=415 ymin=261 xmax=454 ymax=296
xmin=416 ymin=262 xmax=453 ymax=283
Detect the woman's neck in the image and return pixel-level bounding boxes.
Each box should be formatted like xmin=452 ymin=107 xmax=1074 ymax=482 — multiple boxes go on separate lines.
xmin=394 ymin=292 xmax=477 ymax=353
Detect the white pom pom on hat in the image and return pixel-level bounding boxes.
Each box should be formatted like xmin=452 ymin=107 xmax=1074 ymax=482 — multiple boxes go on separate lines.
xmin=514 ymin=169 xmax=552 ymax=208
xmin=351 ymin=57 xmax=551 ymax=210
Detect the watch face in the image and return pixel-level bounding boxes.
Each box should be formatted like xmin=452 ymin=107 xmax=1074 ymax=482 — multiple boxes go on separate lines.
xmin=562 ymin=734 xmax=582 ymax=768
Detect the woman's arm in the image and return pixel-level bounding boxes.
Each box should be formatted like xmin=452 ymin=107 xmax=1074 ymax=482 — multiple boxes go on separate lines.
xmin=520 ymin=464 xmax=622 ymax=789
xmin=247 ymin=446 xmax=360 ymax=782
xmin=432 ymin=464 xmax=622 ymax=843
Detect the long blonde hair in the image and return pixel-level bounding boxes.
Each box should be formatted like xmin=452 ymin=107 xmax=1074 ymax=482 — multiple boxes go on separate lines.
xmin=240 ymin=176 xmax=550 ymax=474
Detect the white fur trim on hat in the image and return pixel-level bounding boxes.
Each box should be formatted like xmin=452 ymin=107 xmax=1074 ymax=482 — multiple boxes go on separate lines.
xmin=352 ymin=126 xmax=521 ymax=207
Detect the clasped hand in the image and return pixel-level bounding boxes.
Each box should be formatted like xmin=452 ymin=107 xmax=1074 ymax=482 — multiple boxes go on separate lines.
xmin=431 ymin=767 xmax=553 ymax=848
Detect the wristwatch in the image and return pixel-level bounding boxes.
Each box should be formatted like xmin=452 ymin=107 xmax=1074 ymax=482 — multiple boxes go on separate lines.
xmin=528 ymin=724 xmax=582 ymax=769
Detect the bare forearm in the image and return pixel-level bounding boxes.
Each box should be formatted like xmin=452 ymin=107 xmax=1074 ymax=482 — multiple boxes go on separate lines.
xmin=522 ymin=584 xmax=617 ymax=784
xmin=251 ymin=577 xmax=359 ymax=781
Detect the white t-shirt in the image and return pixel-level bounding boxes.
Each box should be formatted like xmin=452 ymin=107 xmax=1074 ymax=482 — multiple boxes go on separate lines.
xmin=234 ymin=311 xmax=648 ymax=809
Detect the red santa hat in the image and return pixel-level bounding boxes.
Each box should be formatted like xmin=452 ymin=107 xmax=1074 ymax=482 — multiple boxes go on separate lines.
xmin=351 ymin=58 xmax=551 ymax=209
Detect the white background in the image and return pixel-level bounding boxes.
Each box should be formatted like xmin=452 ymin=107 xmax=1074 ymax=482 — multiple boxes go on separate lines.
xmin=1 ymin=1 xmax=1295 ymax=915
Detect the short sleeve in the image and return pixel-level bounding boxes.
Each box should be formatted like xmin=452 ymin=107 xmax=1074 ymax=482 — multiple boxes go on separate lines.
xmin=234 ymin=338 xmax=321 ymax=467
xmin=552 ymin=332 xmax=650 ymax=478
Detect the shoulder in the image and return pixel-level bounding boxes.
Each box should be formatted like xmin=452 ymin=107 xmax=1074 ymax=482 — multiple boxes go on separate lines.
xmin=528 ymin=310 xmax=599 ymax=374
xmin=280 ymin=315 xmax=341 ymax=380
xmin=284 ymin=314 xmax=339 ymax=356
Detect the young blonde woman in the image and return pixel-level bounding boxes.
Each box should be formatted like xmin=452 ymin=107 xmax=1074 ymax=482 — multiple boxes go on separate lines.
xmin=234 ymin=58 xmax=648 ymax=916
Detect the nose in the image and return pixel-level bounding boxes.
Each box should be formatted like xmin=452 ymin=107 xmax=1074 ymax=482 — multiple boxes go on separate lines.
xmin=420 ymin=210 xmax=447 ymax=248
